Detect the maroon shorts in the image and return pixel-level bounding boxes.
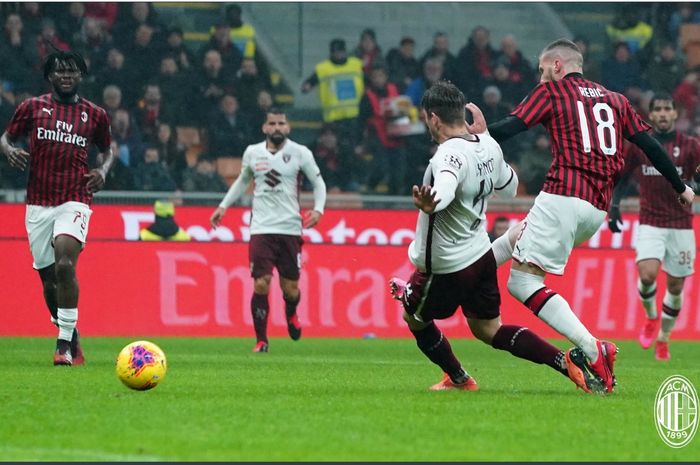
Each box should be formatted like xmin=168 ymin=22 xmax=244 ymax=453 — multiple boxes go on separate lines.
xmin=402 ymin=249 xmax=501 ymax=321
xmin=249 ymin=234 xmax=303 ymax=280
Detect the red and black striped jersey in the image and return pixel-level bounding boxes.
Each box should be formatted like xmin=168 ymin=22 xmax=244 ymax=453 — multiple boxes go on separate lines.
xmin=5 ymin=94 xmax=111 ymax=206
xmin=622 ymin=131 xmax=700 ymax=229
xmin=511 ymin=73 xmax=650 ymax=211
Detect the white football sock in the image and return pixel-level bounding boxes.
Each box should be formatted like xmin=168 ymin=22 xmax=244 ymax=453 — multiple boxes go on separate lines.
xmin=637 ymin=278 xmax=657 ymax=320
xmin=491 ymin=229 xmax=514 ymax=267
xmin=658 ymin=290 xmax=681 ymax=342
xmin=57 ymin=307 xmax=78 ymax=342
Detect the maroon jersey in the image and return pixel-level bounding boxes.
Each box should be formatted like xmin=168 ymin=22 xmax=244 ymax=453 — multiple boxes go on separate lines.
xmin=511 ymin=73 xmax=650 ymax=211
xmin=622 ymin=131 xmax=700 ymax=229
xmin=5 ymin=94 xmax=111 ymax=206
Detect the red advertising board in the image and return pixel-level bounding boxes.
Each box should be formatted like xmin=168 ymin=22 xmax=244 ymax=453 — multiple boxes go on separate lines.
xmin=2 ymin=239 xmax=700 ymax=339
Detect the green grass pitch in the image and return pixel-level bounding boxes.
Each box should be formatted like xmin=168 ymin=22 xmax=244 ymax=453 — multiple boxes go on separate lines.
xmin=0 ymin=337 xmax=698 ymax=461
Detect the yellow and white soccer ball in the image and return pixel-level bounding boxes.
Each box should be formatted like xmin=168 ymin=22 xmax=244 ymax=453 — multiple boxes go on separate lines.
xmin=115 ymin=341 xmax=167 ymax=391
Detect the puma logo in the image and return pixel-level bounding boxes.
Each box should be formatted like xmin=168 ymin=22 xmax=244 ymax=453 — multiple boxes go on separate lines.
xmin=42 ymin=107 xmax=53 ymax=116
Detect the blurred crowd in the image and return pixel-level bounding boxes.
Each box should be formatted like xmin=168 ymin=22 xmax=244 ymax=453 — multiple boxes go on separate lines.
xmin=1 ymin=2 xmax=700 ymax=197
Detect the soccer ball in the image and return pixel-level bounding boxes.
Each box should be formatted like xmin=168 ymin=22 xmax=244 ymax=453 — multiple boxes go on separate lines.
xmin=115 ymin=341 xmax=167 ymax=391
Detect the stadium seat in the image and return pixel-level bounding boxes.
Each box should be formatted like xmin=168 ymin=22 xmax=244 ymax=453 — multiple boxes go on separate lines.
xmin=216 ymin=157 xmax=243 ymax=186
xmin=681 ymin=24 xmax=700 ymax=69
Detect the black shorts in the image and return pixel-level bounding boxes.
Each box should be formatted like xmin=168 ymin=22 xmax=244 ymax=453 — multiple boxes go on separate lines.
xmin=249 ymin=234 xmax=303 ymax=280
xmin=402 ymin=249 xmax=501 ymax=321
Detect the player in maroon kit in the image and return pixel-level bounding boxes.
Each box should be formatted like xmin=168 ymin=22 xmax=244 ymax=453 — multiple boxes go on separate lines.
xmin=0 ymin=51 xmax=114 ymax=366
xmin=608 ymin=94 xmax=700 ymax=361
xmin=466 ymin=39 xmax=694 ymax=394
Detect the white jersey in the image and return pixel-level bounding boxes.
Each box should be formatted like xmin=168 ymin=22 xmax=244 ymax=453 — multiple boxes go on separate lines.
xmin=240 ymin=139 xmax=323 ymax=235
xmin=408 ymin=134 xmax=516 ymax=274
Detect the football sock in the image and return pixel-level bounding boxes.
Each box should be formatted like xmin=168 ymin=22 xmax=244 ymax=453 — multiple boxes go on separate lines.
xmin=57 ymin=307 xmax=77 ymax=342
xmin=491 ymin=325 xmax=568 ymax=377
xmin=284 ymin=292 xmax=300 ymax=319
xmin=658 ymin=290 xmax=681 ymax=342
xmin=251 ymin=293 xmax=270 ymax=343
xmin=508 ymin=269 xmax=600 ymax=363
xmin=411 ymin=322 xmax=466 ymax=383
xmin=491 ymin=228 xmax=514 ymax=266
xmin=638 ymin=278 xmax=658 ymax=320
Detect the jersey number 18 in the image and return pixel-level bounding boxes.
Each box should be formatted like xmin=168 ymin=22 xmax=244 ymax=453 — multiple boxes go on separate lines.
xmin=576 ymin=101 xmax=616 ymax=156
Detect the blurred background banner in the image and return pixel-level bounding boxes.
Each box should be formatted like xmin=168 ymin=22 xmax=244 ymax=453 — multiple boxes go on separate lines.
xmin=2 ymin=239 xmax=700 ymax=339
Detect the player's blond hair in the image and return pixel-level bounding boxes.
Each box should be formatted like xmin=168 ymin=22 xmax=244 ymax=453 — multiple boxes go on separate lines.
xmin=540 ymin=38 xmax=584 ymax=69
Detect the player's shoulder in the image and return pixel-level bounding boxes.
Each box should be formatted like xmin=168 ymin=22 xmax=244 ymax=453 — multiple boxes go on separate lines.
xmin=285 ymin=139 xmax=313 ymax=155
xmin=244 ymin=141 xmax=267 ymax=155
xmin=79 ymin=97 xmax=108 ymax=114
xmin=18 ymin=94 xmax=50 ymax=109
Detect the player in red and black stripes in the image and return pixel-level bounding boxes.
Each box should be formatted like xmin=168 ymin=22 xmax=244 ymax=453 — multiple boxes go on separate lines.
xmin=609 ymin=93 xmax=700 ymax=361
xmin=0 ymin=50 xmax=114 ymax=366
xmin=466 ymin=39 xmax=694 ymax=394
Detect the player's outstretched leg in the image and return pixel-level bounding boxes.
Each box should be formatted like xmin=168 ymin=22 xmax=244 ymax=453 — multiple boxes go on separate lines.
xmin=507 ymin=268 xmax=617 ymax=393
xmin=251 ymin=293 xmax=270 ymax=352
xmin=408 ymin=319 xmax=478 ymax=391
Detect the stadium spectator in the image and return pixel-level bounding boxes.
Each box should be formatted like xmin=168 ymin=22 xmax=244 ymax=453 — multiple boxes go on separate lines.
xmin=418 ymin=31 xmax=456 ymax=81
xmin=491 ymin=56 xmax=530 ymax=108
xmin=133 ymin=145 xmax=177 ymax=192
xmin=466 ymin=38 xmax=694 ymax=394
xmin=96 ymin=48 xmax=139 ymax=107
xmin=112 ymin=108 xmax=144 ymax=168
xmin=386 ymin=36 xmax=420 ymax=93
xmin=181 ymin=157 xmax=228 ymax=192
xmin=1 ymin=50 xmax=115 ymax=366
xmin=36 ymin=19 xmax=70 ymax=64
xmin=103 ymin=140 xmax=136 ymax=191
xmin=601 ymin=42 xmax=645 ymax=95
xmin=0 ymin=13 xmax=39 ymax=94
xmin=101 ymin=84 xmax=125 ymax=119
xmin=113 ymin=2 xmax=163 ymax=46
xmin=673 ymin=70 xmax=700 ymax=125
xmin=125 ymin=24 xmax=163 ymax=93
xmin=223 ymin=4 xmax=257 ymax=59
xmin=133 ymin=83 xmax=175 ymax=141
xmin=247 ymin=88 xmax=274 ymax=130
xmin=354 ymin=28 xmax=384 ymax=78
xmin=389 ymin=81 xmax=578 ymax=392
xmin=20 ymin=2 xmax=43 ymax=38
xmin=357 ymin=65 xmax=407 ymax=194
xmin=496 ymin=35 xmax=536 ymax=89
xmin=74 ymin=17 xmax=111 ymax=72
xmin=164 ymin=26 xmax=194 ymax=72
xmin=155 ymin=55 xmax=190 ymax=126
xmin=605 ymin=7 xmax=653 ymax=60
xmin=480 ymin=85 xmax=522 ymax=163
xmin=645 ymin=42 xmax=685 ymax=95
xmin=199 ymin=22 xmax=243 ymax=76
xmin=207 ymin=94 xmax=252 ymax=159
xmin=56 ymin=2 xmax=86 ymax=48
xmin=573 ymin=36 xmax=601 ymax=83
xmin=405 ymin=58 xmax=444 ymax=106
xmin=301 ymin=38 xmax=364 ymax=185
xmin=155 ymin=122 xmax=187 ymax=188
xmin=668 ymin=2 xmax=700 ymax=42
xmin=311 ymin=124 xmax=344 ymax=192
xmin=84 ymin=2 xmax=118 ymax=30
xmin=489 ymin=216 xmax=510 ymax=242
xmin=454 ymin=26 xmax=495 ymax=99
xmin=210 ymin=108 xmax=327 ymax=353
xmin=195 ymin=49 xmax=236 ymax=125
xmin=139 ymin=200 xmax=192 ymax=241
xmin=235 ymin=58 xmax=270 ymax=114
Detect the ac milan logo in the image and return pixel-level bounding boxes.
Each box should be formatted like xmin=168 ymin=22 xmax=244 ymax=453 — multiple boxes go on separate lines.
xmin=81 ymin=111 xmax=88 ymax=123
xmin=283 ymin=153 xmax=291 ymax=163
xmin=673 ymin=146 xmax=680 ymax=158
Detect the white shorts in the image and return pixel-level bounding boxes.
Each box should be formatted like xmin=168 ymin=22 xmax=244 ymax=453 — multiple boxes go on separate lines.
xmin=25 ymin=201 xmax=92 ymax=270
xmin=635 ymin=224 xmax=695 ymax=278
xmin=512 ymin=192 xmax=606 ymax=275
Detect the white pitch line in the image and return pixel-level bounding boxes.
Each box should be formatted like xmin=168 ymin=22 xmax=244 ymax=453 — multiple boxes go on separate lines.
xmin=0 ymin=445 xmax=164 ymax=461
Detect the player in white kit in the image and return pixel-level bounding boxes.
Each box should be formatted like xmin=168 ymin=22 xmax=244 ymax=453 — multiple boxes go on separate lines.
xmin=211 ymin=109 xmax=327 ymax=352
xmin=390 ymin=81 xmax=596 ymax=392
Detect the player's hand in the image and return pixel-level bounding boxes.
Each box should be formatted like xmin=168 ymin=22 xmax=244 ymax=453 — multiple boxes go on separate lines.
xmin=303 ymin=210 xmax=322 ymax=228
xmin=607 ymin=205 xmax=622 ymax=233
xmin=5 ymin=147 xmax=29 ymax=170
xmin=679 ymin=185 xmax=695 ymax=206
xmin=465 ymin=103 xmax=488 ymax=134
xmin=412 ymin=185 xmax=440 ymax=214
xmin=210 ymin=207 xmax=226 ymax=228
xmin=84 ymin=168 xmax=106 ymax=193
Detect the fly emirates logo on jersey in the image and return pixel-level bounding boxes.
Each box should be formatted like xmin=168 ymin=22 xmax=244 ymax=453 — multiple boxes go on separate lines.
xmin=641 ymin=165 xmax=683 ymax=177
xmin=36 ymin=120 xmax=87 ymax=147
